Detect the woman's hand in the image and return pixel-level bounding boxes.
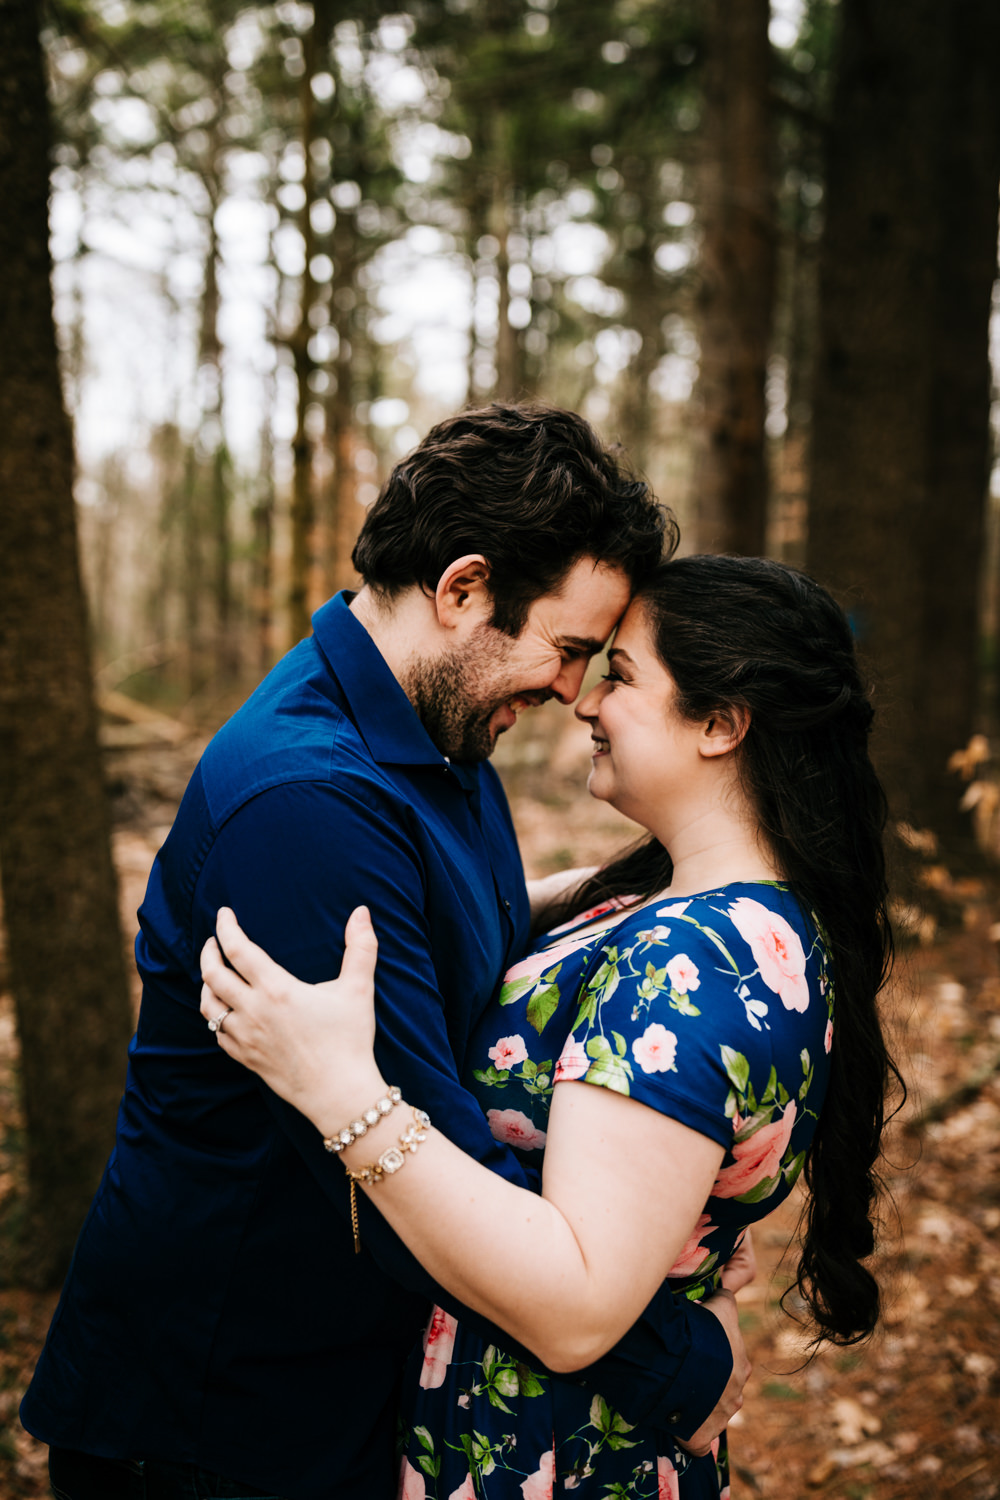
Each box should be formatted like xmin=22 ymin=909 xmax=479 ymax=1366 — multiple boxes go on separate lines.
xmin=200 ymin=906 xmax=386 ymax=1135
xmin=720 ymin=1229 xmax=757 ymax=1295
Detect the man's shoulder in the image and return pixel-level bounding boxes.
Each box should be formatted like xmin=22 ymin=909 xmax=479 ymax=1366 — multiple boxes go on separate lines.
xmin=196 ymin=641 xmax=389 ymax=828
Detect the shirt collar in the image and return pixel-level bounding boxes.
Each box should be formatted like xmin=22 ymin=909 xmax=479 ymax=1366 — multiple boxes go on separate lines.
xmin=311 ymin=592 xmax=478 ymax=790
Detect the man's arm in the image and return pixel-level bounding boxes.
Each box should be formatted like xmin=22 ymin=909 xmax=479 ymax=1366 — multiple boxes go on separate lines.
xmin=194 ymin=781 xmax=741 ymax=1442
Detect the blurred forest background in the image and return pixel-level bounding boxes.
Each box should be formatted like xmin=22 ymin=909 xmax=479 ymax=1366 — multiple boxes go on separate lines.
xmin=1 ymin=0 xmax=1000 ymax=1495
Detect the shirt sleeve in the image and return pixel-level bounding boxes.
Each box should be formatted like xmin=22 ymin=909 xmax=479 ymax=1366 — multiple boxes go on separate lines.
xmin=193 ymin=781 xmax=731 ymax=1440
xmin=553 ymin=906 xmax=776 ymax=1146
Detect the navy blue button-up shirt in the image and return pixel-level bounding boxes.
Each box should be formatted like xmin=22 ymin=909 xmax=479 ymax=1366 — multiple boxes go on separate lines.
xmin=22 ymin=594 xmax=730 ymax=1499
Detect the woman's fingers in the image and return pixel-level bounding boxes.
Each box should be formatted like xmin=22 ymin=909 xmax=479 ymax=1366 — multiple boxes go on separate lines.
xmin=199 ymin=935 xmax=249 ymax=1010
xmin=215 ymin=907 xmax=285 ymax=990
xmin=340 ymin=906 xmax=379 ymax=991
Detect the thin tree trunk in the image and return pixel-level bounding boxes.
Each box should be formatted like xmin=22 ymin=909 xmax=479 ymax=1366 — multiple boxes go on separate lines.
xmin=0 ymin=0 xmax=132 ymax=1286
xmin=253 ymin=366 xmax=277 ymax=678
xmin=198 ymin=166 xmax=234 ymax=684
xmin=492 ymin=143 xmax=519 ymax=403
xmin=181 ymin=441 xmax=204 ymax=694
xmin=327 ymin=310 xmax=362 ymax=594
xmin=694 ymin=0 xmax=775 ymax=554
xmin=617 ymin=162 xmax=662 ymax=475
xmin=288 ymin=13 xmax=323 ymax=645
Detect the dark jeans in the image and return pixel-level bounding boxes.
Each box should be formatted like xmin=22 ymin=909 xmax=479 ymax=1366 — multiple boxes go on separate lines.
xmin=49 ymin=1447 xmax=289 ymax=1500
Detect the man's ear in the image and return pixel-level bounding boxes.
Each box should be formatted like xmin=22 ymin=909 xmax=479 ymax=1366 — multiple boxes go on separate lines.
xmin=434 ymin=555 xmax=492 ymax=629
xmin=700 ymin=705 xmax=750 ymax=759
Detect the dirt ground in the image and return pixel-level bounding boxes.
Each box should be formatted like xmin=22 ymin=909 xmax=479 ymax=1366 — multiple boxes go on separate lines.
xmin=1 ymin=706 xmax=999 ymax=1499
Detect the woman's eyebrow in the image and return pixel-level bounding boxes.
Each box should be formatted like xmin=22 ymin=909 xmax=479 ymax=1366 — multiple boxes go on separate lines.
xmin=606 ymin=647 xmax=636 ymax=667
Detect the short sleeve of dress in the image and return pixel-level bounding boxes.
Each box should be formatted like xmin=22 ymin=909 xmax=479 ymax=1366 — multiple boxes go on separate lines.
xmin=552 ymin=888 xmax=831 ymax=1157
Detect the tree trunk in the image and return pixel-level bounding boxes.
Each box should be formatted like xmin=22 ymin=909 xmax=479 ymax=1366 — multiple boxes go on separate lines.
xmin=198 ymin=162 xmax=235 ymax=685
xmin=0 ymin=0 xmax=133 ymax=1286
xmin=288 ymin=19 xmax=320 ymax=646
xmin=918 ymin=2 xmax=1000 ymax=840
xmin=327 ymin=311 xmax=362 ymax=594
xmin=617 ymin=159 xmax=662 ymax=476
xmin=491 ymin=143 xmax=520 ymax=403
xmin=807 ymin=0 xmax=1000 ymax=853
xmin=694 ymin=0 xmax=775 ymax=554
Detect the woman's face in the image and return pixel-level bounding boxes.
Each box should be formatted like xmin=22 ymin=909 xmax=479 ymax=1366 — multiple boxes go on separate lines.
xmin=575 ymin=600 xmax=706 ymax=831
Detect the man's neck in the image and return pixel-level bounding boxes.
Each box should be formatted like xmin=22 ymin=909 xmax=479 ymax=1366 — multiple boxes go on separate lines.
xmin=349 ymin=585 xmax=431 ymax=690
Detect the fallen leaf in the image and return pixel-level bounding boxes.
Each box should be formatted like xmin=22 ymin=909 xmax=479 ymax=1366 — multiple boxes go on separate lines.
xmin=831 ymin=1396 xmax=881 ymax=1445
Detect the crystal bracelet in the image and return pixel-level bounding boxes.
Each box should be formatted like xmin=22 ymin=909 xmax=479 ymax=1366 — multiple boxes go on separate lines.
xmin=321 ymin=1085 xmax=402 ymax=1154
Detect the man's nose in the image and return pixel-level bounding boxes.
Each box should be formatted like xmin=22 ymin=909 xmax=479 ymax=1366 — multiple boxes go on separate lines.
xmin=550 ymin=659 xmax=589 ymax=705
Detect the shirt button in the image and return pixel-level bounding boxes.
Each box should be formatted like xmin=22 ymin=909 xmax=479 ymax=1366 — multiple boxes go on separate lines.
xmin=666 ymin=1410 xmax=683 ymax=1426
xmin=503 ymin=898 xmax=511 ymax=910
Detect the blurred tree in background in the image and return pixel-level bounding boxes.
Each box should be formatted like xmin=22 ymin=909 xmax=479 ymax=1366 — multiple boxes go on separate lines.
xmin=807 ymin=0 xmax=1000 ymax=855
xmin=0 ymin=0 xmax=999 ymax=1276
xmin=0 ymin=0 xmax=133 ymax=1284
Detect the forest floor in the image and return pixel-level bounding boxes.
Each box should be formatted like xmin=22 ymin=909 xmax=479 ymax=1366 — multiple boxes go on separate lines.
xmin=1 ymin=702 xmax=999 ymax=1500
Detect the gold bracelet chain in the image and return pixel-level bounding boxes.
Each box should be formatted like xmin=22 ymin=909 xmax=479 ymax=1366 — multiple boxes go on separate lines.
xmin=343 ymin=1108 xmax=431 ymax=1253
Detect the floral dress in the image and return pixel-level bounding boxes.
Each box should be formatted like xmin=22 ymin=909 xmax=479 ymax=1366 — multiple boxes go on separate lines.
xmin=399 ymin=882 xmax=834 ymax=1500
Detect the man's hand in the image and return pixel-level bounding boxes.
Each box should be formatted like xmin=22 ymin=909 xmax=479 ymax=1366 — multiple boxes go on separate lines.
xmin=720 ymin=1229 xmax=757 ymax=1295
xmin=677 ymin=1289 xmax=751 ymax=1457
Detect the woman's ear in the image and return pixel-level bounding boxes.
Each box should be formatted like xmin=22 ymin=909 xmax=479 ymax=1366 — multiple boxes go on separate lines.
xmin=434 ymin=555 xmax=492 ymax=629
xmin=700 ymin=705 xmax=750 ymax=759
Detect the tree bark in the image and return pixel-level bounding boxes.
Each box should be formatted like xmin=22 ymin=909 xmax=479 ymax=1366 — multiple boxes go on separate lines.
xmin=0 ymin=0 xmax=133 ymax=1285
xmin=694 ymin=0 xmax=775 ymax=554
xmin=288 ymin=25 xmax=320 ymax=647
xmin=807 ymin=0 xmax=1000 ymax=852
xmin=918 ymin=2 xmax=1000 ymax=841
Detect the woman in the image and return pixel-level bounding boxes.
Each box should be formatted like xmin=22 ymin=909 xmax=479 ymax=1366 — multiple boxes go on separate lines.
xmin=201 ymin=556 xmax=898 ymax=1500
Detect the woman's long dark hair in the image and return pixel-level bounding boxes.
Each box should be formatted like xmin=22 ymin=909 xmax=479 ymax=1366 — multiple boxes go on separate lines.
xmin=563 ymin=555 xmax=901 ymax=1345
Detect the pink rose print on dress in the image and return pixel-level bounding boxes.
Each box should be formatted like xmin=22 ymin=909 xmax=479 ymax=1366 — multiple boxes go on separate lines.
xmin=727 ymin=897 xmax=810 ymax=1012
xmin=632 ymin=1022 xmax=678 ymax=1074
xmin=488 ymin=1034 xmax=529 ymax=1070
xmin=419 ymin=1305 xmax=458 ymax=1388
xmin=487 ymin=1108 xmax=548 ymax=1150
xmin=824 ymin=1018 xmax=834 ymax=1054
xmin=668 ymin=1211 xmax=716 ymax=1277
xmin=665 ymin=953 xmax=700 ymax=994
xmin=656 ymin=1454 xmax=680 ymax=1500
xmin=502 ymin=934 xmax=595 ymax=986
xmin=447 ymin=1475 xmax=476 ymax=1500
xmin=712 ymin=1100 xmax=797 ymax=1198
xmin=520 ymin=1448 xmax=555 ymax=1500
xmin=399 ymin=1457 xmax=426 ymax=1500
xmin=554 ymin=1032 xmax=590 ymax=1082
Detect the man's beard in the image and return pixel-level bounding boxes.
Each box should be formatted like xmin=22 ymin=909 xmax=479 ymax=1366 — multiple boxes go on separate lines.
xmin=401 ymin=625 xmax=518 ymax=763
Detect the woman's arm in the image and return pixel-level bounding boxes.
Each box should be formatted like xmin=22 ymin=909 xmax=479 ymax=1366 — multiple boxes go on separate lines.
xmin=525 ymin=865 xmax=597 ymax=929
xmin=201 ymin=906 xmax=725 ymax=1375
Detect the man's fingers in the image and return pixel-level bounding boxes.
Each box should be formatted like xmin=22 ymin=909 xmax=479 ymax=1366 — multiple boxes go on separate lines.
xmin=339 ymin=906 xmax=379 ymax=991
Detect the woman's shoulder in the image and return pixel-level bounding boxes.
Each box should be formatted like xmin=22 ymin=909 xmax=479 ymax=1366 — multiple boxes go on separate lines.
xmin=606 ymin=881 xmax=817 ymax=949
xmin=636 ymin=882 xmax=819 ymax=953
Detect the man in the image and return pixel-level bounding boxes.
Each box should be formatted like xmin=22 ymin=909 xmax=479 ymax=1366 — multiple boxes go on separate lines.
xmin=23 ymin=405 xmax=748 ymax=1500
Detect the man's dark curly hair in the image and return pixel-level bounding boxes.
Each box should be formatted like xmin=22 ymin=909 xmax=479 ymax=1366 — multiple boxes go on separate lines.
xmin=352 ymin=403 xmax=676 ymax=635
